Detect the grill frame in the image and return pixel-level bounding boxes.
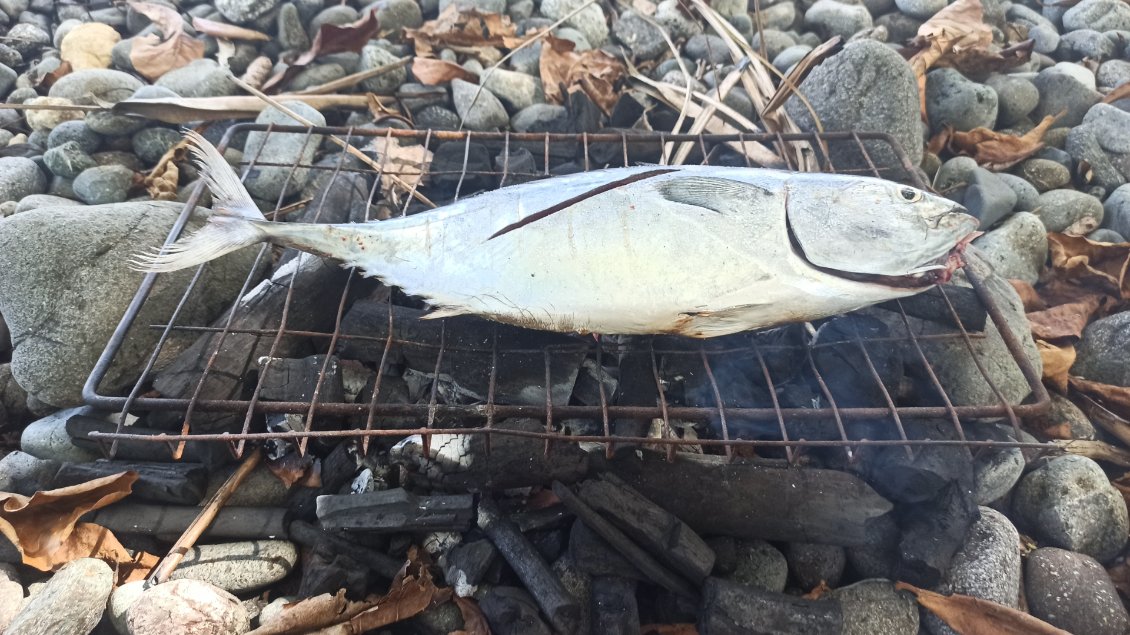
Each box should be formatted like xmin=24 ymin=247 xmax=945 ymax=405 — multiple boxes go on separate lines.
xmin=82 ymin=124 xmax=1053 ymax=460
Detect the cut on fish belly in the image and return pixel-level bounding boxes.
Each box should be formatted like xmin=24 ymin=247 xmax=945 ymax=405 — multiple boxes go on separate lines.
xmin=132 ymin=132 xmax=980 ymax=338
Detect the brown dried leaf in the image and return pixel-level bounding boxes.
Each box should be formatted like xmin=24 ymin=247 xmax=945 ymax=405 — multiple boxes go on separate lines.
xmin=897 ymin=582 xmax=1071 ymax=635
xmin=1070 ymin=376 xmax=1130 ymax=422
xmin=36 ymin=60 xmax=72 ymax=90
xmin=249 ymin=589 xmax=358 ymax=635
xmin=1009 ymin=279 xmax=1047 ymax=312
xmin=406 ymin=5 xmax=520 ymax=57
xmin=350 ymin=546 xmax=450 ymax=631
xmin=128 ymin=1 xmax=204 ymax=81
xmin=191 ymin=16 xmax=270 ymax=41
xmin=641 ymin=625 xmax=700 ymax=635
xmin=369 ymin=136 xmax=432 ymax=196
xmin=241 ymin=56 xmax=274 ymax=89
xmin=449 ymin=596 xmax=491 ymax=635
xmin=60 ymin=22 xmax=120 ymax=70
xmin=1046 ymin=233 xmax=1130 ymax=305
xmin=802 ymin=580 xmax=832 ymax=599
xmin=410 ymin=57 xmax=479 ymax=85
xmin=262 ymin=10 xmax=380 ymax=93
xmin=1054 ymin=439 xmax=1130 ymax=467
xmin=943 ymin=112 xmax=1062 ymax=170
xmin=1026 ymin=294 xmax=1104 ymax=341
xmin=146 ymin=160 xmax=179 ymax=200
xmin=1103 ymin=81 xmax=1130 ymax=105
xmin=942 ymin=38 xmax=1034 ymax=80
xmin=266 ymin=453 xmax=322 ymax=489
xmin=0 ymin=472 xmax=159 ymax=582
xmin=1037 ymin=340 xmax=1075 ymax=394
xmin=540 ymin=35 xmax=625 ymax=115
xmin=907 ymin=0 xmax=993 ymax=117
xmin=1107 ymin=556 xmax=1130 ymax=598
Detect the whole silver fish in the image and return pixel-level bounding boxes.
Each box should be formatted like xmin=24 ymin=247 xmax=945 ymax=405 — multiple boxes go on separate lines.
xmin=134 ymin=132 xmax=979 ymax=338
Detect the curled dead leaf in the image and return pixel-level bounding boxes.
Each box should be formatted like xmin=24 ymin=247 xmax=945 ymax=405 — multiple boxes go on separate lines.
xmin=1008 ymin=279 xmax=1047 ymax=312
xmin=1026 ymin=294 xmax=1104 ymax=341
xmin=897 ymin=581 xmax=1071 ymax=635
xmin=1036 ymin=340 xmax=1075 ymax=394
xmin=411 ymin=57 xmax=479 ymax=85
xmin=262 ymin=10 xmax=380 ymax=93
xmin=406 ymin=5 xmax=522 ymax=58
xmin=938 ymin=112 xmax=1062 ymax=170
xmin=191 ymin=16 xmax=270 ymax=41
xmin=241 ymin=56 xmax=274 ymax=90
xmin=906 ymin=0 xmax=992 ymax=117
xmin=369 ymin=136 xmax=432 ymax=200
xmin=128 ymin=1 xmax=204 ymax=81
xmin=1070 ymin=376 xmax=1130 ymax=422
xmin=450 ymin=596 xmax=491 ymax=635
xmin=540 ymin=34 xmax=625 ymax=115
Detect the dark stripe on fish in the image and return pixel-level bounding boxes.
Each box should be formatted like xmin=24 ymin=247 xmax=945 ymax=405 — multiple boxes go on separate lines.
xmin=488 ymin=168 xmax=678 ymax=240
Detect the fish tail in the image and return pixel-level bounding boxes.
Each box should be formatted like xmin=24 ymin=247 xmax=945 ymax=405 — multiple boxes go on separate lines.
xmin=130 ymin=131 xmax=272 ymax=273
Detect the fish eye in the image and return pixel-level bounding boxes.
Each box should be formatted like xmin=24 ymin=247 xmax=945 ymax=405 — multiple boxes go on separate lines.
xmin=899 ymin=187 xmax=923 ymax=202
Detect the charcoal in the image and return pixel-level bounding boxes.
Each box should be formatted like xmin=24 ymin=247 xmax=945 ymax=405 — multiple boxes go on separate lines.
xmin=286 ymin=441 xmax=361 ymax=522
xmin=568 ymin=520 xmax=646 ymax=581
xmin=809 ymin=315 xmax=903 ymax=410
xmin=316 ymin=487 xmax=474 ymax=532
xmin=608 ymin=452 xmax=894 ymax=547
xmin=699 ymin=578 xmax=843 ymax=635
xmin=478 ymin=497 xmax=582 ymax=634
xmin=575 ymin=473 xmax=715 ymax=584
xmin=786 ymin=542 xmax=847 ymax=590
xmin=567 ymin=89 xmax=602 ymax=134
xmin=611 ymin=349 xmax=659 ymax=442
xmin=257 ymin=354 xmax=345 ymax=405
xmin=586 ymin=129 xmax=663 ymax=166
xmin=298 ymin=167 xmax=374 ymax=224
xmin=494 ymin=146 xmax=539 ymax=186
xmin=896 ymin=482 xmax=980 ymax=588
xmin=390 ymin=418 xmax=589 ymax=491
xmin=443 ymin=539 xmax=498 ymax=590
xmin=608 ymin=92 xmax=646 ymax=128
xmin=479 ymin=586 xmax=554 ymax=635
xmin=85 ymin=504 xmax=287 ymax=541
xmin=552 ymin=555 xmax=594 ymax=634
xmin=512 ymin=503 xmax=572 ymax=533
xmin=874 ymin=284 xmax=987 ymax=332
xmin=428 ymin=141 xmax=493 ymax=195
xmin=337 ymin=300 xmax=585 ymax=406
xmin=288 ymin=520 xmax=403 ymax=580
xmin=54 ymin=460 xmax=207 ymax=505
xmin=528 ymin=528 xmax=569 ymax=564
xmin=864 ymin=443 xmax=974 ymax=504
xmin=591 ymin=576 xmax=640 ymax=635
xmin=706 ymin=536 xmax=739 ymax=576
xmin=298 ymin=549 xmax=368 ymax=599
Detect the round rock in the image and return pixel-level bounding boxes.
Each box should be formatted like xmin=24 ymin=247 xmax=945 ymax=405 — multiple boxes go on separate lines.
xmin=1012 ymin=455 xmax=1129 ymax=562
xmin=0 ymin=157 xmax=47 ymax=203
xmin=727 ymin=540 xmax=788 ymax=592
xmin=962 ymin=167 xmax=1017 ymax=229
xmin=1032 ymin=68 xmax=1102 ymax=127
xmin=1063 ymin=0 xmax=1130 ymax=32
xmin=451 ymin=77 xmax=509 ymax=131
xmin=4 ymin=558 xmax=112 ymax=635
xmin=46 ymin=120 xmax=102 ymax=153
xmin=215 ymin=0 xmax=279 ymax=23
xmin=1073 ymin=311 xmax=1130 ymax=386
xmin=985 ymin=74 xmax=1039 ymax=128
xmin=169 ymin=540 xmax=298 ymax=594
xmin=894 ymin=0 xmax=946 ymax=19
xmin=1103 ymin=183 xmax=1130 ymax=238
xmin=1017 ymin=158 xmax=1071 ymax=192
xmin=995 ymin=173 xmax=1039 ymax=211
xmin=973 ymin=446 xmax=1025 ymax=505
xmin=970 ymin=212 xmax=1047 ymax=283
xmin=131 ymin=127 xmax=182 ymax=166
xmin=803 ymin=0 xmax=873 ymax=40
xmin=127 ymin=579 xmax=250 ymax=635
xmin=1026 ymin=547 xmax=1130 ymax=635
xmin=359 ymin=44 xmax=408 ymax=95
xmin=23 ymin=97 xmax=84 ymax=132
xmin=72 ymin=164 xmax=134 ymax=205
xmin=1057 ymin=29 xmax=1116 ymax=60
xmin=156 ymin=59 xmax=240 ymax=98
xmin=685 ymin=34 xmax=731 ymax=65
xmin=785 ymin=542 xmax=845 ymax=590
xmin=480 ymin=68 xmax=544 ymax=112
xmin=830 ymin=579 xmax=919 ymax=635
xmin=20 ymin=407 xmax=105 ymax=462
xmin=612 ymin=10 xmax=667 ymax=61
xmin=540 ymin=0 xmax=609 ymax=46
xmin=43 ymin=141 xmax=97 ymax=179
xmin=926 ymin=68 xmax=999 ymax=134
xmin=1034 ymin=189 xmax=1104 ymax=234
xmin=243 ymin=102 xmax=326 ymax=201
xmin=1082 ymin=103 xmax=1130 ymax=154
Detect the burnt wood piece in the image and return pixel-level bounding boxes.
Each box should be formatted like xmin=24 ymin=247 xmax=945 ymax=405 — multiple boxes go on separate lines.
xmin=477 ymin=497 xmax=581 ymax=634
xmin=896 ymin=483 xmax=979 ymax=588
xmin=875 ymin=284 xmax=986 ymax=332
xmin=286 ymin=441 xmax=361 ymax=522
xmin=65 ymin=416 xmax=212 ymax=463
xmin=610 ymin=349 xmax=658 ymax=441
xmin=84 ymin=504 xmax=287 ymax=540
xmin=606 ymin=452 xmax=894 ymax=547
xmin=568 ymin=520 xmax=646 ymax=581
xmin=54 ymin=461 xmax=207 ymax=505
xmin=443 ymin=539 xmax=499 ymax=590
xmin=299 ymin=550 xmax=368 ymax=599
xmin=479 ymin=586 xmax=554 ymax=635
xmin=337 ymin=300 xmax=586 ymax=407
xmin=315 ymin=488 xmax=474 ymax=533
xmin=577 ymin=473 xmax=715 ymax=584
xmin=699 ymin=577 xmax=843 ymax=635
xmin=591 ymin=576 xmax=640 ymax=635
xmin=288 ymin=520 xmax=403 ymax=580
xmin=553 ymin=481 xmax=698 ymax=599
xmin=257 ymin=354 xmax=345 ymax=404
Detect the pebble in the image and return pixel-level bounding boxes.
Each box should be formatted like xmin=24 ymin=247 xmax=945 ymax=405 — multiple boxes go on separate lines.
xmin=215 ymin=0 xmax=279 ymax=24
xmin=984 ymin=74 xmax=1038 ymax=128
xmin=359 ymin=44 xmax=408 ymax=95
xmin=1082 ymin=103 xmax=1130 ymax=153
xmin=685 ymin=34 xmax=730 ymax=65
xmin=894 ymin=0 xmax=945 ymax=19
xmin=13 ymin=194 xmax=80 ymax=214
xmin=415 ymin=104 xmax=462 ymax=130
xmin=169 ymin=541 xmax=297 ymax=594
xmin=925 ymin=68 xmax=999 ymax=134
xmin=451 ymin=77 xmax=509 ymax=131
xmin=1058 ymin=29 xmax=1116 ymax=60
xmin=155 ymin=59 xmax=239 ymax=98
xmin=830 ymin=579 xmax=919 ymax=635
xmin=1034 ymin=189 xmax=1104 ymax=234
xmin=1012 ymin=455 xmax=1129 ymax=562
xmin=43 ymin=141 xmax=97 ymax=179
xmin=374 ymin=0 xmax=424 ymax=33
xmin=995 ymin=173 xmax=1039 ymax=211
xmin=972 ymin=446 xmax=1025 ymax=505
xmin=773 ymin=44 xmax=813 ymax=72
xmin=612 ymin=11 xmax=667 ymax=61
xmin=971 ymin=212 xmax=1047 ymax=284
xmin=540 ymin=0 xmax=609 ymax=47
xmin=924 ymin=508 xmax=1020 ymax=635
xmin=962 ymin=167 xmax=1017 ymax=229
xmin=243 ymin=102 xmax=326 ymax=201
xmin=0 ymin=157 xmax=46 ymax=204
xmin=131 ymin=127 xmax=181 ymax=166
xmin=727 ymin=539 xmax=788 ymax=592
xmin=107 ymin=580 xmax=144 ymax=634
xmin=1030 ymin=392 xmax=1097 ymax=440
xmin=0 ymin=564 xmax=21 ymax=632
xmin=786 ymin=542 xmax=845 ymax=589
xmin=1017 ymin=158 xmax=1071 ymax=192
xmin=1073 ymin=311 xmax=1130 ymax=386
xmin=803 ymin=0 xmax=873 ymax=40
xmin=511 ymin=103 xmax=571 ymax=133
xmin=1025 ymin=547 xmax=1130 ymax=635
xmin=23 ymin=96 xmax=83 ymax=132
xmin=46 ymin=120 xmax=102 ymax=153
xmin=480 ymin=68 xmax=544 ymax=112
xmin=1032 ymin=68 xmax=1102 ymax=127
xmin=1089 ymin=228 xmax=1125 ymax=242
xmin=72 ymin=164 xmax=133 ymax=205
xmin=275 ymin=2 xmax=310 ymax=51
xmin=1103 ymin=183 xmax=1130 ymax=238
xmin=127 ymin=579 xmax=250 ymax=635
xmin=758 ymin=1 xmax=798 ymax=30
xmin=5 ymin=558 xmax=112 ymax=635
xmin=6 ymin=23 xmax=49 ymax=57
xmin=1097 ymin=59 xmax=1130 ymax=89
xmin=0 ymin=451 xmax=60 ymax=496
xmin=750 ymin=29 xmax=797 ymax=62
xmin=1062 ymin=0 xmax=1130 ymax=32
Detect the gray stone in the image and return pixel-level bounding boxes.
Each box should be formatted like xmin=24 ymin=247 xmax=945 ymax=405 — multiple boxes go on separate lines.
xmin=1063 ymin=0 xmax=1130 ymax=32
xmin=0 ymin=202 xmax=261 ymax=406
xmin=1030 ymin=24 xmax=1062 ymax=54
xmin=131 ymin=127 xmax=182 ymax=166
xmin=415 ymin=104 xmax=461 ymax=130
xmin=925 ymin=68 xmax=998 ymax=134
xmin=750 ymin=29 xmax=797 ymax=62
xmin=13 ymin=195 xmax=80 ymax=214
xmin=310 ymin=4 xmax=359 ymax=34
xmin=372 ymin=0 xmax=423 ymax=34
xmin=985 ymin=74 xmax=1038 ymax=128
xmin=1034 ymin=189 xmax=1104 ymax=234
xmin=1083 ymin=103 xmax=1130 ymax=153
xmin=933 ymin=156 xmax=978 ymax=197
xmin=973 ymin=447 xmax=1024 ymax=505
xmin=276 ymin=2 xmax=310 ymax=51
xmin=541 ymin=0 xmax=609 ymax=46
xmin=685 ymin=33 xmax=730 ymax=65
xmin=20 ymin=408 xmax=104 ymax=463
xmin=439 ymin=0 xmax=504 ymax=11
xmin=553 ymin=26 xmax=592 ymax=50
xmin=894 ymin=0 xmax=945 ymax=19
xmin=205 ymin=464 xmax=289 ymax=507
xmin=804 ymin=0 xmax=873 ymax=40
xmin=49 ymin=68 xmax=142 ymax=105
xmin=1089 ymin=228 xmax=1125 ymax=242
xmin=727 ymin=540 xmax=787 ymax=592
xmin=72 ymin=165 xmax=133 ymax=205
xmin=511 ymin=103 xmax=570 ymax=133
xmin=1098 ymin=59 xmax=1130 ymax=89
xmin=0 ymin=451 xmax=59 ymax=496
xmin=613 ymin=10 xmax=666 ymax=61
xmin=1058 ymin=28 xmax=1116 ymax=60
xmin=0 ymin=63 xmax=14 ymax=96
xmin=962 ymin=167 xmax=1017 ymax=229
xmin=480 ymin=68 xmax=544 ymax=112
xmin=5 ymin=23 xmax=48 ymax=57
xmin=0 ymin=563 xmax=20 ymax=633
xmin=1073 ymin=310 xmax=1130 ymax=386
xmin=1013 ymin=455 xmax=1129 ymax=562
xmin=654 ymin=0 xmax=703 ymax=39
xmin=759 ymin=1 xmax=798 ymax=30
xmin=42 ymin=141 xmax=96 ymax=179
xmin=1030 ymin=392 xmax=1097 ymax=440
xmin=358 ymin=44 xmax=408 ymax=95
xmin=5 ymin=558 xmax=112 ymax=635
xmin=786 ymin=542 xmax=845 ymax=590
xmin=995 ymin=173 xmax=1039 ymax=211
xmin=169 ymin=540 xmax=298 ymax=594
xmin=215 ymin=0 xmax=279 ymax=23
xmin=1025 ymin=548 xmax=1130 ymax=635
xmin=1018 ymin=158 xmax=1071 ymax=192
xmin=107 ymin=580 xmax=144 ymax=635
xmin=1103 ymin=183 xmax=1130 ymax=238
xmin=924 ymin=508 xmax=1020 ymax=635
xmin=1066 ymin=125 xmax=1127 ymax=193
xmin=243 ymin=102 xmax=326 ymax=201
xmin=1032 ymin=68 xmax=1102 ymax=127
xmin=451 ymin=77 xmax=509 ymax=131
xmin=971 ymin=212 xmax=1047 ymax=283
xmin=0 ymin=157 xmax=46 ymax=203
xmin=773 ymin=44 xmax=813 ymax=72
xmin=785 ymin=39 xmax=922 ymax=172
xmin=127 ymin=579 xmax=250 ymax=635
xmin=830 ymin=579 xmax=918 ymax=635
xmin=156 ymin=58 xmax=240 ymax=98
xmin=46 ymin=121 xmax=101 ymax=153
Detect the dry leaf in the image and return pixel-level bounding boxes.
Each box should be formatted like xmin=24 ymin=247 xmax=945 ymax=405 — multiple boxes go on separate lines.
xmin=942 ymin=38 xmax=1034 ymax=80
xmin=35 ymin=60 xmax=72 ymax=90
xmin=1026 ymin=294 xmax=1103 ymax=341
xmin=1103 ymin=82 xmax=1130 ymax=105
xmin=1070 ymin=376 xmax=1130 ymax=421
xmin=410 ymin=57 xmax=479 ymax=85
xmin=262 ymin=10 xmax=380 ymax=92
xmin=60 ymin=22 xmax=120 ymax=70
xmin=191 ymin=16 xmax=270 ymax=41
xmin=540 ymin=34 xmax=625 ymax=115
xmin=1046 ymin=233 xmax=1130 ymax=304
xmin=0 ymin=472 xmax=158 ymax=582
xmin=266 ymin=453 xmax=322 ymax=489
xmin=941 ymin=112 xmax=1062 ymax=170
xmin=369 ymin=136 xmax=432 ymax=197
xmin=112 ymin=94 xmax=378 ymax=123
xmin=632 ymin=0 xmax=658 ymax=15
xmin=1107 ymin=557 xmax=1130 ymax=598
xmin=144 ymin=135 xmax=192 ymax=200
xmin=906 ymin=0 xmax=993 ymax=117
xmin=1037 ymin=340 xmax=1075 ymax=394
xmin=897 ymin=582 xmax=1071 ymax=635
xmin=802 ymin=580 xmax=832 ymax=599
xmin=249 ymin=589 xmax=357 ymax=635
xmin=450 ymin=596 xmax=491 ymax=635
xmin=128 ymin=1 xmax=204 ymax=81
xmin=1054 ymin=439 xmax=1130 ymax=467
xmin=1008 ymin=279 xmax=1046 ymax=312
xmin=406 ymin=5 xmax=522 ymax=58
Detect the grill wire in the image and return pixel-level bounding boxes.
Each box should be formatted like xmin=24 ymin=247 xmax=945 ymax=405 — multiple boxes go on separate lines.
xmin=83 ymin=125 xmax=1052 ymax=463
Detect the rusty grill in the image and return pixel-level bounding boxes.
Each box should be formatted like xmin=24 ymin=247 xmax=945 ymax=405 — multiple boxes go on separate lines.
xmin=83 ymin=125 xmax=1052 ymax=462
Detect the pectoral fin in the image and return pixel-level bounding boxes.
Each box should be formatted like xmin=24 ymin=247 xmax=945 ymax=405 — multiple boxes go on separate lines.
xmin=656 ymin=176 xmax=776 ymax=215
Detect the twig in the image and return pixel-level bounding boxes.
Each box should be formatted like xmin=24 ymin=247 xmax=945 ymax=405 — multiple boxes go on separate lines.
xmin=0 ymin=102 xmax=103 ymax=111
xmin=295 ymin=56 xmax=413 ymax=95
xmin=147 ymin=448 xmax=263 ymax=584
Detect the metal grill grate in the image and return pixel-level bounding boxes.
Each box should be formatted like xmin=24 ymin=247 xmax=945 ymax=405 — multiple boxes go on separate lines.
xmin=83 ymin=125 xmax=1052 ymax=462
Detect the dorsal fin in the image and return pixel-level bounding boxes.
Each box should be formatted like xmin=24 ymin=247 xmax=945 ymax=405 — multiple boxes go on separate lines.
xmin=655 ymin=176 xmax=776 ymax=214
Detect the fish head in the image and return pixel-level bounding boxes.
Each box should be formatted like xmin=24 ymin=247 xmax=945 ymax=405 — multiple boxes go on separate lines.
xmin=784 ymin=176 xmax=980 ymax=288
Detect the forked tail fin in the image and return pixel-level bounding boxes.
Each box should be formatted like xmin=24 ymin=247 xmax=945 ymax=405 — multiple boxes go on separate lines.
xmin=130 ymin=131 xmax=271 ymax=273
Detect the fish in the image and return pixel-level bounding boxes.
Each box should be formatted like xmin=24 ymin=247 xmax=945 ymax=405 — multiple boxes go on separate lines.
xmin=132 ymin=132 xmax=980 ymax=339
